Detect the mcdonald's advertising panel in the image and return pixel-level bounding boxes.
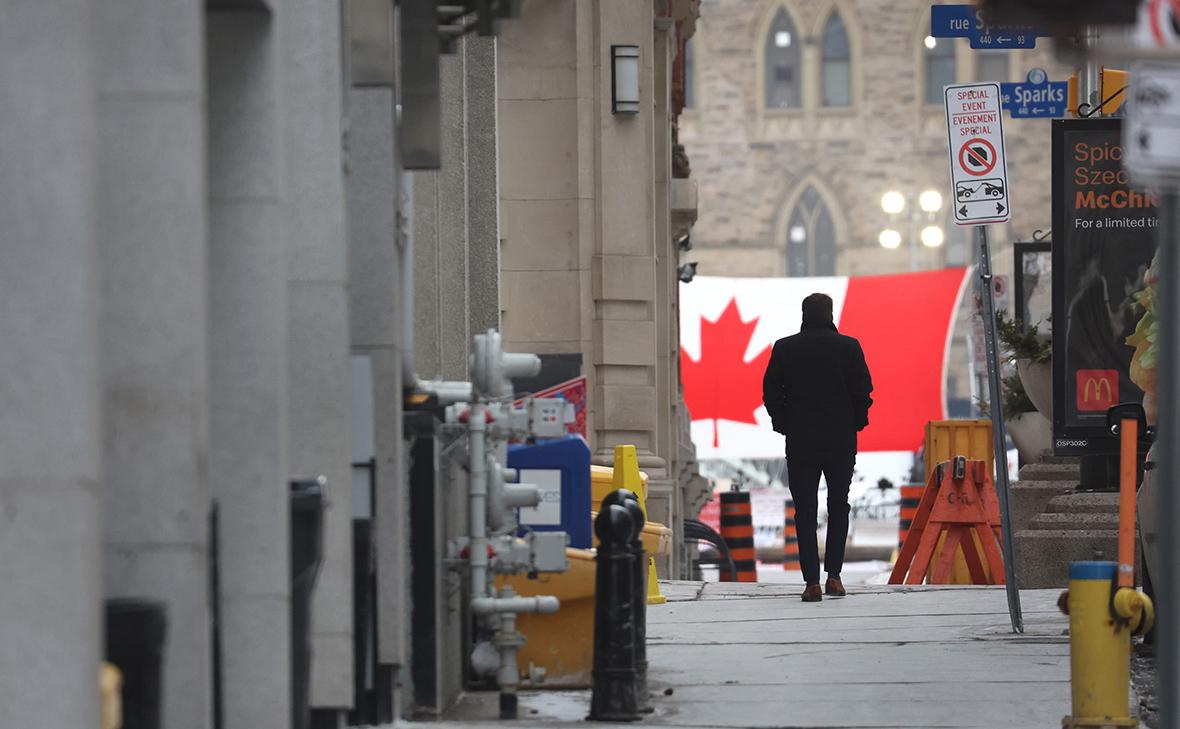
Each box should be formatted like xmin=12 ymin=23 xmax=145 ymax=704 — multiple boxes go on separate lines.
xmin=1051 ymin=119 xmax=1159 ymax=455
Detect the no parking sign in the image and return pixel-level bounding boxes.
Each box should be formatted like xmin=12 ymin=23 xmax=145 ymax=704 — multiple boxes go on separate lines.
xmin=944 ymin=82 xmax=1011 ymax=226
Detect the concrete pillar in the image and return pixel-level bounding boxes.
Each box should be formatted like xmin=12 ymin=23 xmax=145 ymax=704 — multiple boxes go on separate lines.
xmin=0 ymin=4 xmax=103 ymax=726
xmin=465 ymin=36 xmax=502 ymax=337
xmin=95 ymin=2 xmax=211 ymax=727
xmin=346 ymin=83 xmax=408 ymax=684
xmin=413 ymin=47 xmax=471 ymax=381
xmin=207 ymin=10 xmax=291 ymax=729
xmin=282 ymin=0 xmax=354 ymax=711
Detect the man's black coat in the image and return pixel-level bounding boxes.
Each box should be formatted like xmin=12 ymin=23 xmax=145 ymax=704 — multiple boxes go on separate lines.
xmin=761 ymin=320 xmax=874 ymax=457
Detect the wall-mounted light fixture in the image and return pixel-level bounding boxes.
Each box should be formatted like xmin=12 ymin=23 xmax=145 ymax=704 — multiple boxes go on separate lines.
xmin=678 ymin=261 xmax=699 ymax=283
xmin=611 ymin=44 xmax=640 ymax=115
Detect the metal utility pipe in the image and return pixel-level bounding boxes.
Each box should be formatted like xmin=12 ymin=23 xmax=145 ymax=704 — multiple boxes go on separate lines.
xmin=1156 ymin=190 xmax=1180 ymax=729
xmin=470 ymin=595 xmax=560 ymax=616
xmin=469 ymin=403 xmax=489 ymax=600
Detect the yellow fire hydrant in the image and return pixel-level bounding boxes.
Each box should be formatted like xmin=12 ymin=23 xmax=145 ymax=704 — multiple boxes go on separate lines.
xmin=1060 ymin=561 xmax=1154 ymax=728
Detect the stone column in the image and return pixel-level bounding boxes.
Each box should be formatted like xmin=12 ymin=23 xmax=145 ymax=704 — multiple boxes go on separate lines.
xmin=207 ymin=10 xmax=291 ymax=729
xmin=591 ymin=0 xmax=664 ymax=478
xmin=96 ymin=2 xmax=211 ymax=727
xmin=0 ymin=4 xmax=102 ymax=726
xmin=650 ymin=17 xmax=679 ymax=575
xmin=282 ymin=0 xmax=354 ymax=711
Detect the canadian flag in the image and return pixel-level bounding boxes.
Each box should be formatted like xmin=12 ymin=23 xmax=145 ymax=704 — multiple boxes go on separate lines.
xmin=679 ymin=269 xmax=971 ymax=459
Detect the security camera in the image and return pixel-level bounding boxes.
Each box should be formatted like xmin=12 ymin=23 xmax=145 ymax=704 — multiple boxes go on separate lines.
xmin=677 ymin=233 xmax=692 ymax=252
xmin=678 ymin=262 xmax=698 ymax=283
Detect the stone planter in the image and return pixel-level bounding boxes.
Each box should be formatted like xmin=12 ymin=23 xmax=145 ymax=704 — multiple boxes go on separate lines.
xmin=1006 ymin=410 xmax=1052 ymax=464
xmin=1017 ymin=358 xmax=1053 ymax=420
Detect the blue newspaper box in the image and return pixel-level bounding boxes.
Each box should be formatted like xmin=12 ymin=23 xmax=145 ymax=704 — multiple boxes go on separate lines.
xmin=506 ymin=436 xmax=592 ymax=549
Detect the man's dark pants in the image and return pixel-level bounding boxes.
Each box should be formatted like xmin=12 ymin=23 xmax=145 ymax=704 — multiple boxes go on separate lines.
xmin=786 ymin=450 xmax=856 ymax=586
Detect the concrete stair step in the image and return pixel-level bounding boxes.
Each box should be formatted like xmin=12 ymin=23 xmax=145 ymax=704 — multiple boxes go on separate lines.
xmin=1014 ymin=529 xmax=1122 ymax=588
xmin=1017 ymin=462 xmax=1081 ymax=481
xmin=1029 ymin=512 xmax=1120 ymax=530
xmin=1045 ymin=491 xmax=1120 ymax=514
xmin=1010 ymin=480 xmax=1076 ymax=534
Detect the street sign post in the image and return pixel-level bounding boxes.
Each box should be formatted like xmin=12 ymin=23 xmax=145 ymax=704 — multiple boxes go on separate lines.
xmin=943 ymin=80 xmax=1022 ymax=633
xmin=944 ymin=82 xmax=1011 ymax=226
xmin=930 ymin=4 xmax=1049 ymax=49
xmin=1000 ymin=68 xmax=1069 ymax=119
xmin=1125 ymin=62 xmax=1180 ymax=185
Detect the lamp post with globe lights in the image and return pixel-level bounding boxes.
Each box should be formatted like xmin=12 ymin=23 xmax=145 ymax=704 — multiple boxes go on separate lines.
xmin=878 ymin=189 xmax=945 ymax=271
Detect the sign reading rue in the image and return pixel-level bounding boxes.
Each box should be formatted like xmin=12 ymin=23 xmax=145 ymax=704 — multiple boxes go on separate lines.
xmin=930 ymin=4 xmax=1050 ymax=50
xmin=944 ymin=82 xmax=1011 ymax=226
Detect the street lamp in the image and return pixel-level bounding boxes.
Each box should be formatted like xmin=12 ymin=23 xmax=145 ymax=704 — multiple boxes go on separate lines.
xmin=879 ymin=188 xmax=945 ymax=270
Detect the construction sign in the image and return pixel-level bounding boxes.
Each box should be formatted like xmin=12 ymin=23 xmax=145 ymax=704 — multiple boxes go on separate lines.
xmin=944 ymin=82 xmax=1011 ymax=226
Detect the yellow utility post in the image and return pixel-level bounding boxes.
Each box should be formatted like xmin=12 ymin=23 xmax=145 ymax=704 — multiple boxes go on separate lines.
xmin=1061 ymin=412 xmax=1154 ymax=728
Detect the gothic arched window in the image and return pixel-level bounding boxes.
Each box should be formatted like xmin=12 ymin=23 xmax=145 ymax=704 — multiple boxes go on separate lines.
xmin=821 ymin=12 xmax=851 ymax=107
xmin=764 ymin=8 xmax=802 ymax=109
xmin=786 ymin=186 xmax=837 ymax=276
xmin=923 ymin=34 xmax=956 ymax=104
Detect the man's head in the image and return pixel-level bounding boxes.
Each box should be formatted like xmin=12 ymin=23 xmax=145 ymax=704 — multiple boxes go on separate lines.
xmin=802 ymin=293 xmax=834 ymax=327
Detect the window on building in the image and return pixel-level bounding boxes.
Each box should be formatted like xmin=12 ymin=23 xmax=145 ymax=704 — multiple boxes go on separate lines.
xmin=684 ymin=38 xmax=694 ymax=108
xmin=976 ymin=50 xmax=1008 ymax=83
xmin=764 ymin=8 xmax=802 ymax=109
xmin=923 ymin=34 xmax=955 ymax=104
xmin=821 ymin=12 xmax=851 ymax=107
xmin=786 ymin=186 xmax=837 ymax=276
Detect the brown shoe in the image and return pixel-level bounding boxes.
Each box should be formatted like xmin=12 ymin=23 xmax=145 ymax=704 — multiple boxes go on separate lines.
xmin=825 ymin=578 xmax=846 ymax=597
xmin=801 ymin=585 xmax=823 ymax=602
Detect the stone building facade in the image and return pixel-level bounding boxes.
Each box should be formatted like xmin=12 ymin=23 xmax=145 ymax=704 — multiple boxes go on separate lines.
xmin=680 ymin=0 xmax=1068 ymax=279
xmin=678 ymin=0 xmax=1072 ymax=409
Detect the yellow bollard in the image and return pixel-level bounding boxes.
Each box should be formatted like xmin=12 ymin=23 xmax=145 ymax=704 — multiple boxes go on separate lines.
xmin=1061 ymin=561 xmax=1153 ymax=728
xmin=612 ymin=445 xmax=666 ymax=605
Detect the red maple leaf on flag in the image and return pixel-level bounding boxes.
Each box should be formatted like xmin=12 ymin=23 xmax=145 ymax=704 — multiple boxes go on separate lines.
xmin=680 ymin=298 xmax=773 ymax=448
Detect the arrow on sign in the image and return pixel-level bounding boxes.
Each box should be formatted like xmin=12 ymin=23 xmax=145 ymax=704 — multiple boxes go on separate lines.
xmin=997 ymin=36 xmax=1011 ymax=43
xmin=1032 ymin=107 xmax=1043 ymax=114
xmin=959 ymin=205 xmax=968 ymax=216
xmin=997 ymin=203 xmax=1006 ymax=214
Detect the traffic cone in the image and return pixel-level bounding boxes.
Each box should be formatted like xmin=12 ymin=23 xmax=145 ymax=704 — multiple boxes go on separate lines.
xmin=898 ymin=484 xmax=923 ymax=556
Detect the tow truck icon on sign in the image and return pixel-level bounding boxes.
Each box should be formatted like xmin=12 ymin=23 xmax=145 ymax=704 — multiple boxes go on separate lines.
xmin=955 ymin=178 xmax=1005 ymax=202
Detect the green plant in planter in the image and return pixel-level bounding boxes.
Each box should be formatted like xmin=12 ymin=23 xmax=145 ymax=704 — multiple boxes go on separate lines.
xmin=995 ymin=310 xmax=1051 ymax=364
xmin=976 ymin=373 xmax=1036 ymax=417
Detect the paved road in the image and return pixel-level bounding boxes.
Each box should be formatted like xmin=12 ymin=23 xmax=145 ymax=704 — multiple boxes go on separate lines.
xmin=414 ymin=582 xmax=1073 ymax=728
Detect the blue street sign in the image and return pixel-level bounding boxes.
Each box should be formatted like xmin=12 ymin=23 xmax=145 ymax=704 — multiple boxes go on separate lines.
xmin=930 ymin=4 xmax=1050 ymax=50
xmin=999 ymin=69 xmax=1068 ymax=119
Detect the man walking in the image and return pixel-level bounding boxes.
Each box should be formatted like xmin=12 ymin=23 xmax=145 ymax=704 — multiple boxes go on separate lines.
xmin=762 ymin=293 xmax=873 ymax=602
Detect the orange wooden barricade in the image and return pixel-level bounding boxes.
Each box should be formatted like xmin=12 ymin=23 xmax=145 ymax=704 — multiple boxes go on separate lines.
xmin=888 ymin=457 xmax=1006 ymax=585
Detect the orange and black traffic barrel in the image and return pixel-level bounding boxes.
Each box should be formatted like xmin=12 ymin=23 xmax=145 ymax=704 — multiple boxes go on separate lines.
xmin=719 ymin=491 xmax=757 ymax=582
xmin=782 ymin=499 xmax=800 ymax=571
xmin=898 ymin=484 xmax=923 ymax=549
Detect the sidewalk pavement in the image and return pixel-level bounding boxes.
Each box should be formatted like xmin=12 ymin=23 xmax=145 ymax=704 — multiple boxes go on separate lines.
xmin=399 ymin=582 xmax=1074 ymax=729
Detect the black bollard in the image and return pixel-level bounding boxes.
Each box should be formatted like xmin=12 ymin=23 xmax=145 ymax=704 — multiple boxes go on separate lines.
xmin=589 ymin=503 xmax=642 ymax=722
xmin=602 ymin=489 xmax=650 ymax=712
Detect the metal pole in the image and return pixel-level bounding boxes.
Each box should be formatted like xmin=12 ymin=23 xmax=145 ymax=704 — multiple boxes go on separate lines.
xmin=1077 ymin=25 xmax=1101 ymax=117
xmin=976 ymin=225 xmax=1024 ymax=633
xmin=1155 ymin=190 xmax=1180 ymax=729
